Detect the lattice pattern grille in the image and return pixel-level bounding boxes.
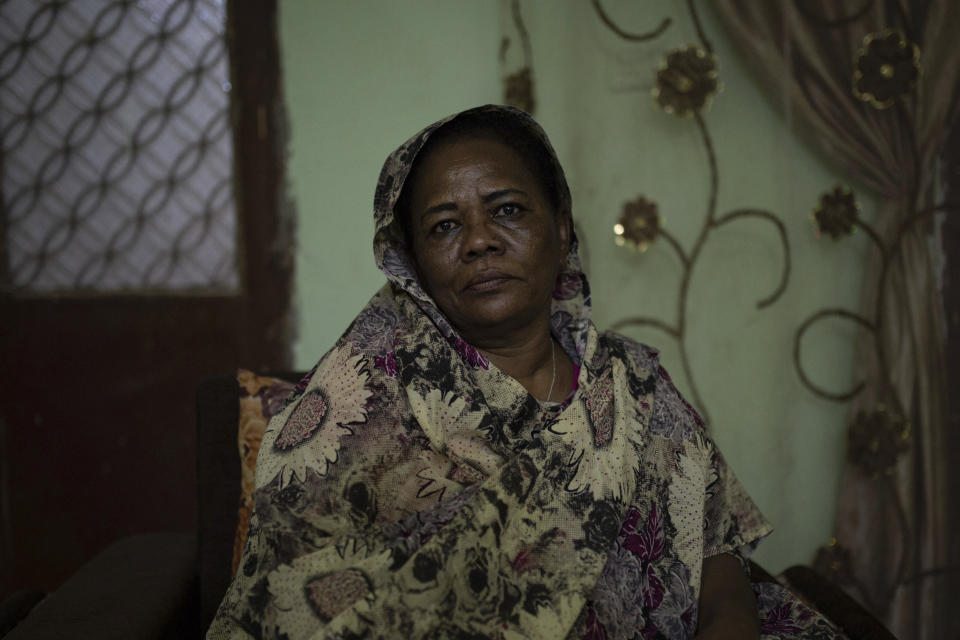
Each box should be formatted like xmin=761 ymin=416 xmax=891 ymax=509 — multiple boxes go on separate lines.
xmin=0 ymin=0 xmax=238 ymax=292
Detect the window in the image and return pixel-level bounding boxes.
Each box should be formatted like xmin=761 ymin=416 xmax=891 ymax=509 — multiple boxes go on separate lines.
xmin=1 ymin=0 xmax=239 ymax=293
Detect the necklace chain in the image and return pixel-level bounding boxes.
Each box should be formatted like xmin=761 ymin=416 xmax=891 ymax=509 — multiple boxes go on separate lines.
xmin=546 ymin=339 xmax=556 ymax=402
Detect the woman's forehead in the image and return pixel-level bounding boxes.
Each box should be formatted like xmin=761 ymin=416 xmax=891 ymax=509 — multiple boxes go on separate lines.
xmin=407 ymin=136 xmax=547 ymax=205
xmin=413 ymin=137 xmax=536 ymax=186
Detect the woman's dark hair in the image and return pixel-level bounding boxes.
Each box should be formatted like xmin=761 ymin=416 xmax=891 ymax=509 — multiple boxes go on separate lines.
xmin=395 ymin=109 xmax=571 ymax=245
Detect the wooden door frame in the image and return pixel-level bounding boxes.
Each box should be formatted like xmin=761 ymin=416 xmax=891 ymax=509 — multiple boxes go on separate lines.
xmin=0 ymin=0 xmax=293 ymax=597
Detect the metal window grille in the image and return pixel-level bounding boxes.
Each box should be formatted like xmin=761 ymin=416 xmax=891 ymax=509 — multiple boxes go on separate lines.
xmin=0 ymin=0 xmax=239 ymax=293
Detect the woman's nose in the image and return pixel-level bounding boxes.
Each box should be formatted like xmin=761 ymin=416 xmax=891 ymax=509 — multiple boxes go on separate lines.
xmin=461 ymin=213 xmax=503 ymax=260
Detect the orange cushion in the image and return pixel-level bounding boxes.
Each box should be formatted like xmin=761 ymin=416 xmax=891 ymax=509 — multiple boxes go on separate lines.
xmin=233 ymin=370 xmax=295 ymax=575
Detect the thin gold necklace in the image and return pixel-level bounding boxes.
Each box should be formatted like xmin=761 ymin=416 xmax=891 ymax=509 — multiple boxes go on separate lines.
xmin=545 ymin=339 xmax=556 ymax=402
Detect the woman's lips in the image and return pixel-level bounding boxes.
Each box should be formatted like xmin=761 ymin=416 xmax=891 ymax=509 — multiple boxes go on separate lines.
xmin=464 ymin=270 xmax=516 ymax=292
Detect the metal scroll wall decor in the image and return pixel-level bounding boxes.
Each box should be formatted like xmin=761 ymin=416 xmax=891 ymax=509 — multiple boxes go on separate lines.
xmin=501 ymin=1 xmax=957 ymax=613
xmin=585 ymin=0 xmax=956 ymax=618
xmin=594 ymin=0 xmax=790 ymax=430
xmin=501 ymin=0 xmax=535 ymax=115
xmin=501 ymin=1 xmax=791 ymax=430
xmin=794 ymin=21 xmax=957 ymax=614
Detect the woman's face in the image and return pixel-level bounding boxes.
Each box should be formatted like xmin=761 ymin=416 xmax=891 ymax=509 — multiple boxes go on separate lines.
xmin=404 ymin=136 xmax=570 ymax=343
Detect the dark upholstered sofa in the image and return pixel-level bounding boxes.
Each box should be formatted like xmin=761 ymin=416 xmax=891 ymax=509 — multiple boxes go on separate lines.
xmin=0 ymin=374 xmax=898 ymax=639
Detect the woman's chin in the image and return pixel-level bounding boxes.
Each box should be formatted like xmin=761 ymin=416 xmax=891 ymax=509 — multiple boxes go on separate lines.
xmin=453 ymin=303 xmax=546 ymax=341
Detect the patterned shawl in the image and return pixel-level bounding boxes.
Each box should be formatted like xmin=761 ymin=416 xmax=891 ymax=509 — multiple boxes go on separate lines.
xmin=209 ymin=106 xmax=844 ymax=640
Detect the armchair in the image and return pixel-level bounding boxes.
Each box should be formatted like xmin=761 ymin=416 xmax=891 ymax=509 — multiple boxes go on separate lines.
xmin=0 ymin=373 xmax=897 ymax=639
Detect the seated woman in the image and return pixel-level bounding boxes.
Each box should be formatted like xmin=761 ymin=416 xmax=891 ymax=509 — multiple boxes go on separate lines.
xmin=209 ymin=106 xmax=846 ymax=639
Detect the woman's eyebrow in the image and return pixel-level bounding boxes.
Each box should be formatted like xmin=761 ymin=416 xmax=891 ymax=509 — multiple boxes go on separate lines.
xmin=421 ymin=202 xmax=458 ymax=218
xmin=420 ymin=188 xmax=528 ymax=218
xmin=482 ymin=188 xmax=527 ymax=203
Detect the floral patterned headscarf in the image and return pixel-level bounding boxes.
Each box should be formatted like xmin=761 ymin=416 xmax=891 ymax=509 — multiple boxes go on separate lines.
xmin=208 ymin=106 xmax=843 ymax=640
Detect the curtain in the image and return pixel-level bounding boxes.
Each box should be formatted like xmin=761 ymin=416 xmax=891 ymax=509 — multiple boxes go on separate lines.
xmin=709 ymin=2 xmax=959 ymax=638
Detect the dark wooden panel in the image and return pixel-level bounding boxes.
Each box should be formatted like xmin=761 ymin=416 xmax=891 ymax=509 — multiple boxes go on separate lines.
xmin=0 ymin=0 xmax=291 ymax=599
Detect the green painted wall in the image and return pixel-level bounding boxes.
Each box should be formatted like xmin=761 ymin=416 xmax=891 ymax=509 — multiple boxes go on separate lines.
xmin=280 ymin=0 xmax=502 ymax=364
xmin=280 ymin=0 xmax=873 ymax=574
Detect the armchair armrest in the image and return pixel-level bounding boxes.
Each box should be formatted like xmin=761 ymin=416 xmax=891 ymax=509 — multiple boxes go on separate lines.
xmin=5 ymin=532 xmax=198 ymax=640
xmin=0 ymin=589 xmax=45 ymax=636
xmin=781 ymin=565 xmax=896 ymax=640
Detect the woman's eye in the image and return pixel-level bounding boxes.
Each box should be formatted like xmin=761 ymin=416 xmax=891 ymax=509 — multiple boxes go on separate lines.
xmin=495 ymin=203 xmax=522 ymax=217
xmin=431 ymin=219 xmax=457 ymax=234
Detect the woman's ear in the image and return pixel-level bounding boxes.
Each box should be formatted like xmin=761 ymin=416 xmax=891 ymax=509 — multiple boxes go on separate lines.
xmin=557 ymin=211 xmax=572 ymax=262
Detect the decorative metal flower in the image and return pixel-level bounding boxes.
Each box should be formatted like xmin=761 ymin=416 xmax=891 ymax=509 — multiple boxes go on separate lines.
xmin=813 ymin=538 xmax=855 ymax=586
xmin=504 ymin=66 xmax=535 ymax=114
xmin=846 ymin=405 xmax=910 ymax=477
xmin=853 ymin=29 xmax=921 ymax=109
xmin=614 ymin=196 xmax=661 ymax=252
xmin=653 ymin=45 xmax=719 ymax=117
xmin=812 ymin=186 xmax=859 ymax=239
